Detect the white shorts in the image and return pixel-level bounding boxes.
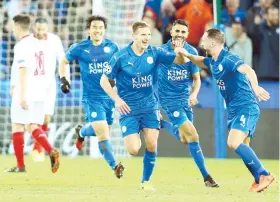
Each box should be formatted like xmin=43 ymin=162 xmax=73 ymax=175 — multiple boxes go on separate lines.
xmin=44 ymin=82 xmax=56 ymax=116
xmin=11 ymin=100 xmax=45 ymax=125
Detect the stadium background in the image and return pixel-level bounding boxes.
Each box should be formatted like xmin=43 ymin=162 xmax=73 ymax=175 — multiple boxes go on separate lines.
xmin=0 ymin=0 xmax=278 ymax=159
xmin=0 ymin=1 xmax=279 ymax=201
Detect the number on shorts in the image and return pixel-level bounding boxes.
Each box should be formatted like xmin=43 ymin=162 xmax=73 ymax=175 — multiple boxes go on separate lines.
xmin=240 ymin=115 xmax=246 ymax=126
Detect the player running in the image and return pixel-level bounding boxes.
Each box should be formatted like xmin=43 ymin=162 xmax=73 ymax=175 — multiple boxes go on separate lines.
xmin=59 ymin=15 xmax=124 ymax=179
xmin=100 ymin=21 xmax=188 ymax=191
xmin=6 ymin=14 xmax=60 ymax=173
xmin=157 ymin=19 xmax=218 ymax=187
xmin=31 ymin=17 xmax=68 ymax=162
xmin=178 ymin=28 xmax=275 ymax=192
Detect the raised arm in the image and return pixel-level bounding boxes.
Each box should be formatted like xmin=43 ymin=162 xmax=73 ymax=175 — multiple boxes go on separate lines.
xmin=237 ymin=64 xmax=270 ymax=101
xmin=175 ymin=47 xmax=209 ymax=69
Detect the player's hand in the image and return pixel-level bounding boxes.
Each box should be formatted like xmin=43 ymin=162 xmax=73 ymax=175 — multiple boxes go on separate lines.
xmin=253 ymin=86 xmax=270 ymax=102
xmin=188 ymin=94 xmax=198 ymax=107
xmin=115 ymin=97 xmax=131 ymax=115
xmin=172 ymin=37 xmax=184 ymax=48
xmin=20 ymin=99 xmax=28 ymax=110
xmin=174 ymin=47 xmax=188 ymax=57
xmin=60 ymin=77 xmax=71 ymax=94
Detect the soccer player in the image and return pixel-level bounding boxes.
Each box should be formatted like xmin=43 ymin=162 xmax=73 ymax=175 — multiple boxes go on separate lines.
xmin=157 ymin=19 xmax=218 ymax=187
xmin=100 ymin=21 xmax=187 ymax=190
xmin=31 ymin=17 xmax=68 ymax=162
xmin=6 ymin=14 xmax=60 ymax=173
xmin=59 ymin=16 xmax=124 ymax=179
xmin=179 ymin=28 xmax=275 ymax=192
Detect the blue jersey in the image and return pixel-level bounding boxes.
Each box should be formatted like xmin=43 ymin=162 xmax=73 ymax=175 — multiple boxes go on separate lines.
xmin=157 ymin=40 xmax=199 ymax=107
xmin=66 ymin=37 xmax=119 ymax=100
xmin=105 ymin=42 xmax=176 ymax=114
xmin=203 ymin=48 xmax=258 ymax=109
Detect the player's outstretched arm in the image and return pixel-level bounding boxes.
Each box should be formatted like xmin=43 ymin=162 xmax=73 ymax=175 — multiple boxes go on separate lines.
xmin=100 ymin=74 xmax=131 ymax=115
xmin=237 ymin=64 xmax=270 ymax=102
xmin=175 ymin=47 xmax=209 ymax=69
xmin=189 ymin=72 xmax=201 ymax=107
xmin=59 ymin=57 xmax=71 ymax=94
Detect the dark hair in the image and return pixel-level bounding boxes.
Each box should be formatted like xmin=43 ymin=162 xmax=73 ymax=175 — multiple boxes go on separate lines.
xmin=172 ymin=19 xmax=188 ymax=28
xmin=35 ymin=17 xmax=48 ymax=24
xmin=205 ymin=28 xmax=225 ymax=45
xmin=86 ymin=15 xmax=107 ymax=29
xmin=13 ymin=14 xmax=30 ymax=30
xmin=132 ymin=21 xmax=150 ymax=33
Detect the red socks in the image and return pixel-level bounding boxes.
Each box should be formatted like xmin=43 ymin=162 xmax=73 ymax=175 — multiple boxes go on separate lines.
xmin=33 ymin=124 xmax=48 ymax=152
xmin=12 ymin=132 xmax=25 ymax=168
xmin=32 ymin=128 xmax=52 ymax=154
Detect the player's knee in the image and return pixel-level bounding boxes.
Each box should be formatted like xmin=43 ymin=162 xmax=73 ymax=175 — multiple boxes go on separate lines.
xmin=227 ymin=139 xmax=240 ymax=150
xmin=146 ymin=142 xmax=157 ymax=152
xmin=127 ymin=147 xmax=139 ymax=156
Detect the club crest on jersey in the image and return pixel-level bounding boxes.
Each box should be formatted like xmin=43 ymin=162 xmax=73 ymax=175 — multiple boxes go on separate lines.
xmin=147 ymin=56 xmax=153 ymax=64
xmin=218 ymin=64 xmax=223 ymax=72
xmin=104 ymin=47 xmax=110 ymax=53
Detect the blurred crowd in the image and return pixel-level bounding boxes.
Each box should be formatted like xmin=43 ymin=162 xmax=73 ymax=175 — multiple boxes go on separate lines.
xmin=0 ymin=0 xmax=279 ymax=81
xmin=143 ymin=0 xmax=279 ymax=81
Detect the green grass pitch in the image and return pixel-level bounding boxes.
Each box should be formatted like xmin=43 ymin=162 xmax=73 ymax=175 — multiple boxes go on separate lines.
xmin=0 ymin=156 xmax=278 ymax=202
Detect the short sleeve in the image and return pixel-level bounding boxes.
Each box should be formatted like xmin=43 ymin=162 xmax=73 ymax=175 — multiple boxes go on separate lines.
xmin=55 ymin=36 xmax=66 ymax=61
xmin=155 ymin=47 xmax=176 ymax=65
xmin=203 ymin=57 xmax=212 ymax=69
xmin=225 ymin=55 xmax=244 ymax=72
xmin=104 ymin=54 xmax=121 ymax=80
xmin=65 ymin=43 xmax=79 ymax=62
xmin=14 ymin=45 xmax=28 ymax=69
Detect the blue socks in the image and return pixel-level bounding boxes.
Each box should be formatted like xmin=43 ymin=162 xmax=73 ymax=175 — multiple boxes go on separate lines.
xmin=142 ymin=149 xmax=157 ymax=182
xmin=242 ymin=159 xmax=260 ymax=183
xmin=188 ymin=142 xmax=209 ymax=179
xmin=98 ymin=140 xmax=118 ymax=170
xmin=161 ymin=120 xmax=180 ymax=141
xmin=80 ymin=123 xmax=96 ymax=137
xmin=235 ymin=144 xmax=269 ymax=182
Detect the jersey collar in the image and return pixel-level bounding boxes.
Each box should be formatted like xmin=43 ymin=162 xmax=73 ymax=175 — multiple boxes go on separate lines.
xmin=216 ymin=48 xmax=228 ymax=63
xmin=127 ymin=41 xmax=148 ymax=57
xmin=87 ymin=36 xmax=105 ymax=46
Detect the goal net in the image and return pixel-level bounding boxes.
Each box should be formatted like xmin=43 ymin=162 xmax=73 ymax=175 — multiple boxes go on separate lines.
xmin=0 ymin=0 xmax=145 ymax=158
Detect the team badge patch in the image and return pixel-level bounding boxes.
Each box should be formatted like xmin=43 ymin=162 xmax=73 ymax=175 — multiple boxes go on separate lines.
xmin=104 ymin=47 xmax=110 ymax=53
xmin=147 ymin=56 xmax=153 ymax=64
xmin=173 ymin=111 xmax=180 ymax=117
xmin=91 ymin=112 xmax=97 ymax=118
xmin=122 ymin=126 xmax=127 ymax=133
xmin=218 ymin=64 xmax=223 ymax=72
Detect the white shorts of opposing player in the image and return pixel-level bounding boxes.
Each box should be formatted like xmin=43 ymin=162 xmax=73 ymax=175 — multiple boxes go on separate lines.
xmin=11 ymin=100 xmax=45 ymax=125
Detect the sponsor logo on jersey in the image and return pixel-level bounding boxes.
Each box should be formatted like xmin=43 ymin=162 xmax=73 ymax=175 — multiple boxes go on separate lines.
xmin=217 ymin=79 xmax=226 ymax=90
xmin=132 ymin=73 xmax=152 ymax=88
xmin=89 ymin=62 xmax=110 ymax=74
xmin=167 ymin=69 xmax=189 ymax=81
